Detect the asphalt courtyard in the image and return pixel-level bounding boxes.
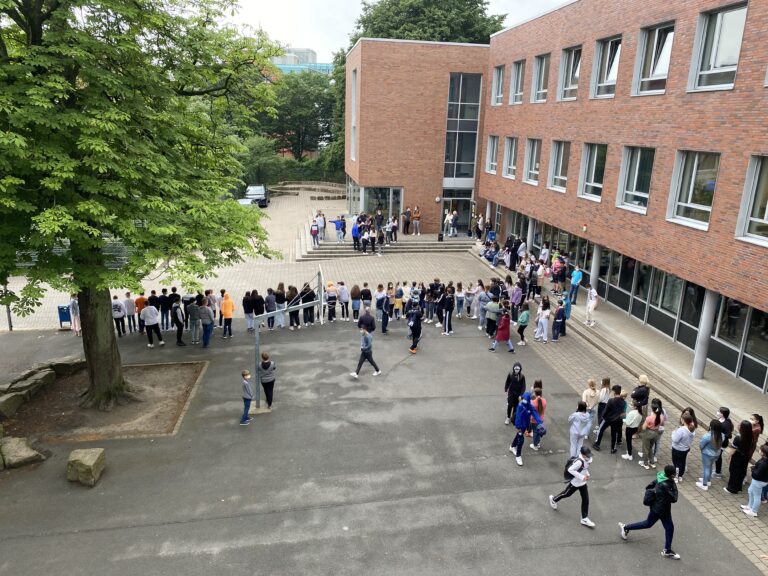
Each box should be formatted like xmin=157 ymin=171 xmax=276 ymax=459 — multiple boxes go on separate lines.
xmin=0 ymin=315 xmax=762 ymax=575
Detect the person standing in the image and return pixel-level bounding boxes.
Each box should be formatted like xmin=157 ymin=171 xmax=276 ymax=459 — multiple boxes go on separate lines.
xmin=258 ymin=352 xmax=277 ymax=410
xmin=509 ymin=392 xmax=544 ymax=466
xmin=265 ymin=288 xmax=277 ymax=330
xmin=239 ymin=370 xmax=253 ymax=426
xmin=584 ymin=283 xmax=598 ymax=327
xmin=490 ymin=307 xmax=515 ymax=352
xmin=619 ymin=465 xmax=681 ymax=560
xmin=412 ymin=206 xmax=421 ymax=235
xmin=442 ymin=286 xmax=455 ymax=335
xmin=516 ymin=301 xmax=530 ymax=346
xmin=569 ymin=401 xmax=590 ymax=457
xmin=140 ymin=301 xmax=164 ymax=348
xmin=326 ymin=282 xmax=338 ymax=322
xmin=243 ymin=291 xmax=255 ymax=332
xmin=351 ymin=220 xmax=360 ymax=251
xmin=159 ymin=288 xmax=171 ymax=331
xmin=592 ymin=385 xmax=625 ymax=453
xmin=533 ymin=298 xmax=550 ymax=343
xmin=69 ymin=293 xmax=81 ymax=336
xmin=569 ymin=265 xmax=583 ymax=304
xmin=403 ymin=206 xmax=411 ymax=235
xmin=124 ymin=292 xmax=137 ymax=333
xmin=199 ymin=298 xmax=214 ymax=347
xmin=670 ymin=414 xmax=696 ymax=482
xmin=111 ymin=295 xmax=126 ymax=337
xmin=338 ymin=281 xmax=350 ymax=321
xmin=725 ymin=420 xmax=756 ymax=495
xmin=529 ymin=387 xmax=547 ymax=451
xmin=187 ymin=297 xmax=201 ymax=344
xmin=134 ymin=292 xmax=147 ymax=334
xmin=631 ymin=374 xmax=651 ymax=417
xmin=220 ymin=292 xmax=235 ymax=338
xmin=483 ymin=295 xmax=500 ymax=339
xmin=639 ymin=399 xmax=665 ymax=469
xmin=622 ymin=402 xmax=644 ymax=461
xmin=310 ymin=219 xmax=320 ymax=247
xmin=252 ymin=290 xmax=265 ymax=329
xmin=406 ymin=296 xmax=423 ymax=354
xmin=275 ymin=283 xmax=287 ymax=329
xmin=582 ymin=379 xmax=599 ymax=436
xmin=316 ymin=212 xmax=325 ymax=241
xmin=696 ymin=419 xmax=725 ymax=490
xmin=172 ymin=298 xmax=186 ymax=346
xmin=741 ymin=444 xmax=768 ymax=517
xmin=549 ymin=446 xmax=595 ymax=528
xmin=287 ymin=285 xmax=301 ymax=330
xmin=714 ymin=406 xmax=734 ymax=478
xmin=357 ymin=306 xmax=376 ymax=334
xmin=350 ymin=284 xmax=362 ymax=321
xmin=504 ymin=362 xmax=526 ymax=425
xmin=350 ymin=326 xmax=381 ymax=378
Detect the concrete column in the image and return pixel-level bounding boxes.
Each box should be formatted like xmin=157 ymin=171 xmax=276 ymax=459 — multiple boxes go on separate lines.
xmin=485 ymin=201 xmax=492 ymax=223
xmin=526 ymin=218 xmax=535 ymax=250
xmin=692 ymin=289 xmax=719 ymax=380
xmin=589 ymin=244 xmax=602 ymax=288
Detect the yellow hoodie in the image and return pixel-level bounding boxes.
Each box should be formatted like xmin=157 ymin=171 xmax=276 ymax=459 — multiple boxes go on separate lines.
xmin=220 ymin=293 xmax=235 ymax=319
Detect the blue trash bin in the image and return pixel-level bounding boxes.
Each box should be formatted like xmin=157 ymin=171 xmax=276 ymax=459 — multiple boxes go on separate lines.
xmin=487 ymin=231 xmax=497 ymax=243
xmin=58 ymin=305 xmax=71 ymax=328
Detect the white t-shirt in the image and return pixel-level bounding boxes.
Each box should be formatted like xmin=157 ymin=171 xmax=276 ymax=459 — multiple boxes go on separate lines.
xmin=111 ymin=300 xmax=126 ymax=319
xmin=140 ymin=305 xmax=159 ymax=325
xmin=587 ymin=288 xmax=598 ymax=306
xmin=540 ymin=247 xmax=550 ymax=264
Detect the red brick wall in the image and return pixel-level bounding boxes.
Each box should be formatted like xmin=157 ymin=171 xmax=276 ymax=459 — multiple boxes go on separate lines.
xmin=345 ymin=39 xmax=489 ymax=232
xmin=478 ymin=0 xmax=768 ymax=309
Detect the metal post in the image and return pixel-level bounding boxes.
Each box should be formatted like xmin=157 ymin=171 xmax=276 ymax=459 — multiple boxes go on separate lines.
xmin=692 ymin=289 xmax=718 ymax=380
xmin=590 ymin=244 xmax=602 ymax=289
xmin=2 ymin=284 xmax=12 ymax=332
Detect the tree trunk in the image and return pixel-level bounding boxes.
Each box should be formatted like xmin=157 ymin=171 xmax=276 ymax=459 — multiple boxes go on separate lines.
xmin=78 ymin=286 xmax=126 ymax=410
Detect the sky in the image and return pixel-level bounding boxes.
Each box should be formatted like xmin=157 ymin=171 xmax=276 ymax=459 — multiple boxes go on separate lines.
xmin=234 ymin=0 xmax=569 ymax=62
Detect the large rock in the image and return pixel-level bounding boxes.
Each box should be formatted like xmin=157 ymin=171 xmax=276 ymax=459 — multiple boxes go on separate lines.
xmin=0 ymin=437 xmax=44 ymax=468
xmin=0 ymin=392 xmax=26 ymax=419
xmin=67 ymin=448 xmax=105 ymax=487
xmin=49 ymin=356 xmax=86 ymax=377
xmin=10 ymin=369 xmax=56 ymax=399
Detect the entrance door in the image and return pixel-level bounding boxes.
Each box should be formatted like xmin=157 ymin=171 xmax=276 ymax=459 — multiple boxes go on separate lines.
xmin=442 ymin=189 xmax=474 ymax=234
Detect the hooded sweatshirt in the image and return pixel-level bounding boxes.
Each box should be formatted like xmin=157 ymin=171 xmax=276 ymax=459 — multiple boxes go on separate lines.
xmin=505 ymin=363 xmax=526 ymax=399
xmin=568 ymin=411 xmax=590 ymax=436
xmin=220 ymin=294 xmax=235 ymax=319
xmin=514 ymin=392 xmax=543 ymax=430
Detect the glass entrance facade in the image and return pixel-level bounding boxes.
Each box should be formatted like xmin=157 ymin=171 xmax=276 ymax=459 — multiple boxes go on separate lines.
xmin=442 ymin=189 xmax=474 ymax=234
xmin=346 ymin=177 xmax=403 ymax=221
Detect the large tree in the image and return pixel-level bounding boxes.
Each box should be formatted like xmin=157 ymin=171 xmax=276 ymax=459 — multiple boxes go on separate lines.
xmin=0 ymin=0 xmax=280 ymax=408
xmin=261 ymin=70 xmax=333 ymax=161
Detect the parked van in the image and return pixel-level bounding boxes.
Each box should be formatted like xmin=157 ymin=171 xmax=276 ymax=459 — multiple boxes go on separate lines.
xmin=245 ymin=185 xmax=269 ymax=208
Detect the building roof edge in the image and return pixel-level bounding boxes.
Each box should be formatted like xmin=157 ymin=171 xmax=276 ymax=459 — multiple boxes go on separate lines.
xmin=491 ymin=0 xmax=581 ymax=39
xmin=351 ymin=37 xmax=490 ymax=52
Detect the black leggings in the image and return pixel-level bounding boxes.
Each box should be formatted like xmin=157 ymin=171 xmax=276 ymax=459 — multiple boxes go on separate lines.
xmin=517 ymin=324 xmax=527 ymax=342
xmin=507 ymin=397 xmax=519 ymax=419
xmin=341 ymin=302 xmax=349 ymax=319
xmin=355 ymin=350 xmax=380 ymax=374
xmin=303 ymin=307 xmax=314 ymax=324
xmin=261 ymin=381 xmax=275 ymax=408
xmin=625 ymin=427 xmax=638 ymax=456
xmin=553 ymin=483 xmax=589 ymax=519
xmin=328 ymin=303 xmax=336 ymax=321
xmin=486 ymin=318 xmax=497 ymax=338
xmin=290 ymin=310 xmax=300 ymax=327
xmin=595 ymin=420 xmax=622 ymax=450
xmin=410 ymin=327 xmax=421 ymax=350
xmin=671 ymin=448 xmax=689 ymax=478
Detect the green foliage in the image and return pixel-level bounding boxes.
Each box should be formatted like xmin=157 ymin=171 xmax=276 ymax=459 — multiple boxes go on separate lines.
xmin=238 ymin=136 xmax=343 ymax=187
xmin=260 ymin=71 xmax=334 ymax=161
xmin=0 ymin=0 xmax=282 ymax=309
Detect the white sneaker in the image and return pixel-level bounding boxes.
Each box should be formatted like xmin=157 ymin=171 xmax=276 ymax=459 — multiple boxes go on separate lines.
xmin=618 ymin=522 xmax=628 ymax=540
xmin=637 ymin=452 xmax=643 ymax=458
xmin=159 ymin=341 xmax=165 ymax=346
xmin=349 ymin=372 xmax=358 ymax=379
xmin=147 ymin=344 xmax=154 ymax=348
xmin=530 ymin=443 xmax=540 ymax=451
xmin=372 ymin=370 xmax=381 ymax=376
xmin=505 ymin=418 xmax=510 ymax=425
xmin=621 ymin=454 xmax=633 ymax=460
xmin=695 ymin=481 xmax=709 ymax=491
xmin=435 ymin=323 xmax=442 ymax=328
xmin=743 ymin=508 xmax=758 ymax=517
xmin=549 ymin=495 xmax=557 ymax=509
xmin=580 ymin=518 xmax=595 ymax=528
xmin=515 ymin=456 xmax=523 ymax=466
xmin=478 ymin=325 xmax=483 ymax=330
xmin=471 ymin=315 xmax=477 ymax=319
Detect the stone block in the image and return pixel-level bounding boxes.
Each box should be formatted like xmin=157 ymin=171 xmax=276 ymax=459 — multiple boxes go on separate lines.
xmin=10 ymin=369 xmax=56 ymax=397
xmin=67 ymin=448 xmax=105 ymax=487
xmin=48 ymin=356 xmax=87 ymax=377
xmin=0 ymin=392 xmax=26 ymax=419
xmin=0 ymin=381 xmax=12 ymax=394
xmin=0 ymin=437 xmax=44 ymax=468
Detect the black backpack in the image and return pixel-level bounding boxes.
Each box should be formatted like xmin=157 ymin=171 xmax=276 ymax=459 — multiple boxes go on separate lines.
xmin=563 ymin=456 xmax=583 ymax=481
xmin=643 ymin=484 xmax=657 ymax=506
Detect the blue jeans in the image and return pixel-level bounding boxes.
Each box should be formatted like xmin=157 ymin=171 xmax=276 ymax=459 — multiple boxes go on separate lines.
xmin=427 ymin=301 xmax=435 ymax=320
xmin=161 ymin=309 xmax=170 ymax=330
xmin=511 ymin=429 xmax=526 ymax=456
xmin=533 ymin=424 xmax=544 ymax=447
xmin=490 ymin=338 xmax=513 ymax=351
xmin=586 ymin=407 xmax=596 ymax=432
xmin=202 ymin=323 xmax=213 ymax=347
xmin=702 ymin=453 xmax=718 ymax=485
xmin=240 ymin=398 xmax=251 ymax=423
xmin=748 ymin=479 xmax=767 ymax=513
xmin=625 ymin=511 xmax=674 ymax=551
xmin=569 ymin=283 xmax=579 ymax=304
xmin=457 ymin=297 xmax=464 ymax=313
xmin=552 ymin=319 xmax=563 ymax=341
xmin=336 ymin=230 xmax=343 ymax=242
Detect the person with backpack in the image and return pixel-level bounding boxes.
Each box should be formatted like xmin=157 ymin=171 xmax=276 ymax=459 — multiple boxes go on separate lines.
xmin=549 ymin=446 xmax=595 ymax=528
xmin=504 ymin=362 xmax=526 ymax=425
xmin=619 ymin=464 xmax=680 ymax=559
xmin=509 ymin=391 xmax=544 ymax=466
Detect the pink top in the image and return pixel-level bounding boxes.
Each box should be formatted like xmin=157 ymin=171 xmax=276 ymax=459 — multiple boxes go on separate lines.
xmin=644 ymin=413 xmax=665 ymax=431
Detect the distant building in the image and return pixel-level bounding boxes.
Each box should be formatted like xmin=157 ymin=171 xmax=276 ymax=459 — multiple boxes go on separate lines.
xmin=273 ymin=47 xmax=331 ymax=75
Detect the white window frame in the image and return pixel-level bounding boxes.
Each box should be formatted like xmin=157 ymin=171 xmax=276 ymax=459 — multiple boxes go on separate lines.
xmin=666 ymin=150 xmax=720 ymax=230
xmin=558 ymin=47 xmax=581 ymax=101
xmin=592 ymin=36 xmax=622 ymax=98
xmin=351 ymin=68 xmax=358 ymax=161
xmin=578 ymin=143 xmax=607 ymax=201
xmin=502 ymin=136 xmax=517 ymax=179
xmin=531 ymin=54 xmax=550 ymax=103
xmin=548 ymin=140 xmax=570 ymax=192
xmin=616 ymin=146 xmax=655 ymax=214
xmin=688 ymin=4 xmax=747 ymax=92
xmin=736 ymin=155 xmax=768 ymax=247
xmin=524 ymin=138 xmax=541 ymax=185
xmin=491 ymin=65 xmax=504 ymax=106
xmin=486 ymin=135 xmax=499 ymax=174
xmin=633 ymin=23 xmax=675 ymax=96
xmin=510 ymin=60 xmax=525 ymax=104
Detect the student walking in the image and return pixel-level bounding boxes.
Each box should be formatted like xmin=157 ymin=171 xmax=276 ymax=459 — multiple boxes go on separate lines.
xmin=489 ymin=308 xmax=514 ymax=352
xmin=696 ymin=419 xmax=725 ymax=490
xmin=568 ymin=401 xmax=590 ymax=457
xmin=671 ymin=414 xmax=696 ymax=482
xmin=592 ymin=385 xmax=625 ymax=453
xmin=140 ymin=303 xmax=164 ymax=348
xmin=350 ymin=326 xmax=381 ymax=378
xmin=549 ymin=446 xmax=595 ymax=528
xmin=258 ymin=352 xmax=277 ymax=410
xmin=509 ymin=391 xmax=544 ymax=466
xmin=504 ymin=362 xmax=526 ymax=425
xmin=619 ymin=464 xmax=680 ymax=559
xmin=741 ymin=444 xmax=768 ymax=517
xmin=406 ymin=297 xmax=423 ymax=354
xmin=111 ymin=295 xmax=126 ymax=337
xmin=516 ymin=302 xmax=530 ymax=345
xmin=240 ymin=370 xmax=253 ymax=426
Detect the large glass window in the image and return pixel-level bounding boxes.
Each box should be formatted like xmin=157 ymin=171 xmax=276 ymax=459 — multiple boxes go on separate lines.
xmin=695 ymin=5 xmax=747 ymax=89
xmin=524 ymin=139 xmax=541 ymax=184
xmin=633 ymin=262 xmax=652 ymax=301
xmin=618 ymin=256 xmax=636 ymax=292
xmin=742 ymin=156 xmax=768 ymax=241
xmin=486 ymin=135 xmax=499 ymax=173
xmin=444 ymin=73 xmax=481 ymax=179
xmin=680 ymin=282 xmax=705 ymax=325
xmin=672 ymin=151 xmax=720 ymax=225
xmin=716 ymin=297 xmax=747 ymax=347
xmin=532 ymin=54 xmax=550 ymax=102
xmin=549 ymin=140 xmax=571 ymax=191
xmin=745 ymin=308 xmax=768 ymax=364
xmin=650 ymin=269 xmax=663 ymax=307
xmin=510 ymin=60 xmax=525 ymax=104
xmin=608 ymin=252 xmax=620 ymax=286
xmin=638 ymin=24 xmax=674 ymax=93
xmin=620 ymin=147 xmax=655 ymax=210
xmin=491 ymin=65 xmax=504 ymax=105
xmin=503 ymin=137 xmax=517 ymax=179
xmin=581 ymin=144 xmax=608 ymax=199
xmin=560 ymin=47 xmax=581 ymax=100
xmin=594 ymin=37 xmax=622 ymax=97
xmin=660 ymin=274 xmax=683 ymax=315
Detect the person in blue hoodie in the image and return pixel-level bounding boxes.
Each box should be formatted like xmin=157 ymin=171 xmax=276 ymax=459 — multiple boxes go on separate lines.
xmin=351 ymin=220 xmax=360 ymax=251
xmin=509 ymin=391 xmax=545 ymax=466
xmin=561 ymin=292 xmax=571 ymax=336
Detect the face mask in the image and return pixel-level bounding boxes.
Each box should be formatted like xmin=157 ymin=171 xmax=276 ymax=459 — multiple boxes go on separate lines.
xmin=514 ymin=367 xmax=521 ymax=373
xmin=717 ymin=412 xmax=723 ymax=420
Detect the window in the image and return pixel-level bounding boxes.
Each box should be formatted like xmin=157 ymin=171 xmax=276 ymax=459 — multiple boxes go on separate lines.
xmin=694 ymin=5 xmax=747 ymax=89
xmin=637 ymin=24 xmax=674 ymax=93
xmin=560 ymin=47 xmax=581 ymax=100
xmin=510 ymin=60 xmax=525 ymax=104
xmin=444 ymin=73 xmax=481 ymax=179
xmin=532 ymin=54 xmax=550 ymax=102
xmin=486 ymin=136 xmax=499 ymax=173
xmin=670 ymin=151 xmax=720 ymax=226
xmin=739 ymin=156 xmax=768 ymax=242
xmin=524 ymin=139 xmax=541 ymax=184
xmin=549 ymin=140 xmax=571 ymax=191
xmin=594 ymin=37 xmax=622 ymax=97
xmin=351 ymin=69 xmax=358 ymax=160
xmin=491 ymin=65 xmax=504 ymax=105
xmin=580 ymin=144 xmax=608 ymax=199
xmin=619 ymin=147 xmax=655 ymax=210
xmin=503 ymin=137 xmax=517 ymax=179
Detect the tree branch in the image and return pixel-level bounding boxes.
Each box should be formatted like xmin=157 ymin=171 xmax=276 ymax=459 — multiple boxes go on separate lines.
xmin=0 ymin=30 xmax=8 ymax=61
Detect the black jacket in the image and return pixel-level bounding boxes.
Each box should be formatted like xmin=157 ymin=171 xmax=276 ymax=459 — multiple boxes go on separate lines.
xmin=253 ymin=295 xmax=265 ymax=315
xmin=358 ymin=312 xmax=376 ymax=333
xmin=631 ymin=384 xmax=649 ymax=407
xmin=242 ymin=297 xmax=254 ymax=314
xmin=504 ymin=365 xmax=526 ymax=399
xmin=648 ymin=479 xmax=678 ymax=517
xmin=602 ymin=396 xmax=625 ymax=423
xmin=752 ymin=457 xmax=768 ymax=482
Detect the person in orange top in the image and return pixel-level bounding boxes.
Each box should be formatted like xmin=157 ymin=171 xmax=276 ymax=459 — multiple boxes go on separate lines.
xmin=220 ymin=292 xmax=235 ymax=338
xmin=135 ymin=292 xmax=148 ymax=334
